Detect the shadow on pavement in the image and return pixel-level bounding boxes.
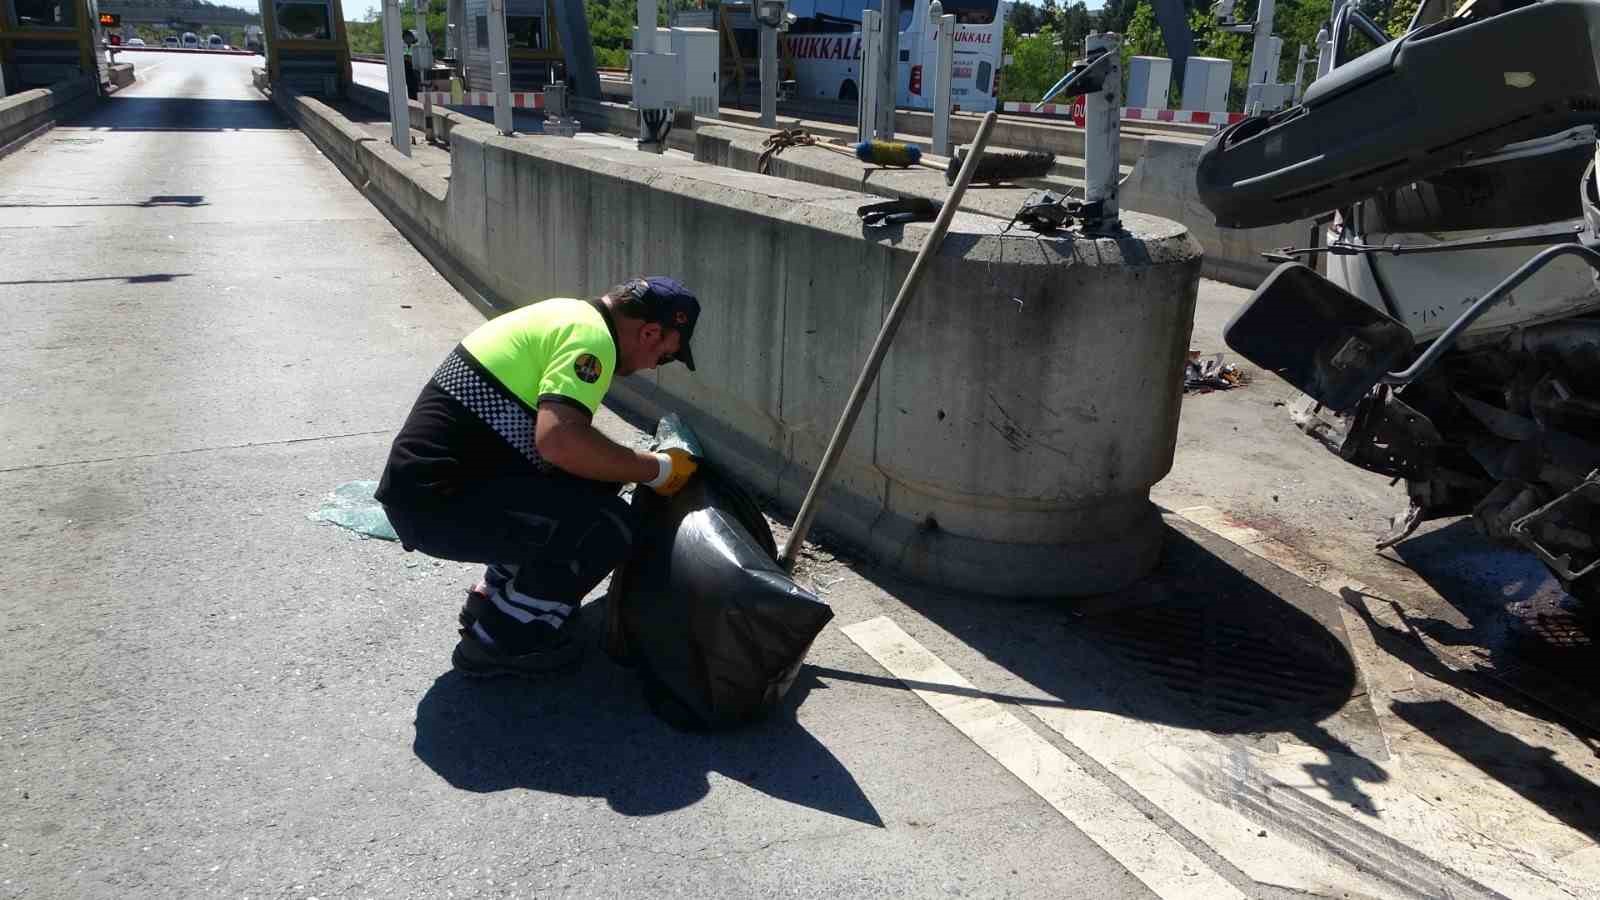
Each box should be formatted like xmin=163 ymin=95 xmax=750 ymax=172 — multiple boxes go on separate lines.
xmin=0 ymin=195 xmax=205 ymax=209
xmin=1390 ymin=698 xmax=1600 ymax=842
xmin=75 ymin=97 xmax=289 ymax=131
xmin=1388 ymin=519 xmax=1600 ymax=734
xmin=849 ymin=520 xmax=1392 ymax=814
xmin=411 ymin=613 xmax=883 ymax=826
xmin=0 ymin=272 xmax=192 ymax=285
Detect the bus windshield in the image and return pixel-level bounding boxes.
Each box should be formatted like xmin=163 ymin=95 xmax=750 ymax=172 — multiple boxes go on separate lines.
xmin=939 ymin=0 xmax=998 ymax=25
xmin=795 ymin=0 xmax=915 ymax=29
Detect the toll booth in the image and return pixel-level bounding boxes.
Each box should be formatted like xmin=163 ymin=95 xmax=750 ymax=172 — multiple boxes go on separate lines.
xmin=260 ymin=0 xmax=350 ymax=96
xmin=459 ymin=0 xmax=565 ymax=91
xmin=0 ymin=0 xmax=110 ymax=92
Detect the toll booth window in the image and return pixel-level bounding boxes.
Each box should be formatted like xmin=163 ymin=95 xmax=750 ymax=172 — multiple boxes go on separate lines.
xmin=474 ymin=16 xmax=544 ymax=49
xmin=12 ymin=0 xmax=78 ymax=28
xmin=275 ymin=0 xmax=333 ymax=39
xmin=506 ymin=15 xmax=543 ymax=50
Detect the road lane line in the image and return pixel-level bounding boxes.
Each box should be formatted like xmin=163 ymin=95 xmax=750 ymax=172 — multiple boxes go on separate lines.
xmin=840 ymin=615 xmax=1248 ymax=900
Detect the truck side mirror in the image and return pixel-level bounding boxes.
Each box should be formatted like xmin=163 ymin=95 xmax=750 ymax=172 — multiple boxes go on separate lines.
xmin=1223 ymin=262 xmax=1416 ymax=411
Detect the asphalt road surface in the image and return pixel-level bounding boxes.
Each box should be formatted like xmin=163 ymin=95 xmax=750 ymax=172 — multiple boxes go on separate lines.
xmin=0 ymin=51 xmax=1163 ymax=900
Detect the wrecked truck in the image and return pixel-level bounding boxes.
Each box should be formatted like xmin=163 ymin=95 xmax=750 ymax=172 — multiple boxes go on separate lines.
xmin=1198 ymin=0 xmax=1600 ymax=603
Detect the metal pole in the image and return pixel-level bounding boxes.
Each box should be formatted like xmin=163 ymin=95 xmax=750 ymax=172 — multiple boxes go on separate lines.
xmin=930 ymin=4 xmax=954 ymax=157
xmin=1083 ymin=32 xmax=1120 ymax=227
xmin=1249 ymin=0 xmax=1276 ymax=87
xmin=412 ymin=0 xmax=435 ymax=70
xmin=759 ymin=19 xmax=777 ymax=126
xmin=778 ymin=111 xmax=1001 ymax=570
xmin=875 ymin=0 xmax=898 ymax=139
xmin=554 ymin=0 xmax=603 ymax=100
xmin=382 ymin=0 xmax=413 ymax=156
xmin=488 ymin=0 xmax=513 ymax=134
xmin=857 ymin=10 xmax=881 ymax=142
xmin=1316 ymin=0 xmax=1344 ymax=79
xmin=637 ymin=0 xmax=657 ymax=54
xmin=1292 ymin=43 xmax=1309 ymax=103
xmin=637 ymin=0 xmax=657 ymax=142
xmin=446 ymin=0 xmax=463 ymax=58
xmin=414 ymin=0 xmax=435 ymax=141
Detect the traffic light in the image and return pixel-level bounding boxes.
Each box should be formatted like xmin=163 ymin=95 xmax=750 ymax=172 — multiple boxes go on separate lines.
xmin=99 ymin=13 xmax=121 ymax=26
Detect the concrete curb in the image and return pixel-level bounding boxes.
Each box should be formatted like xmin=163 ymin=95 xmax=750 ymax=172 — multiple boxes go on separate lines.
xmin=0 ymin=75 xmax=99 ymax=159
xmin=272 ymin=83 xmax=1206 ymax=597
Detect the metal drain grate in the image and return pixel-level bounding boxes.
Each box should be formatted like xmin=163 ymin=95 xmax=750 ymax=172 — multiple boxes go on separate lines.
xmin=1081 ymin=602 xmax=1354 ymax=727
xmin=1512 ymin=609 xmax=1595 ymax=649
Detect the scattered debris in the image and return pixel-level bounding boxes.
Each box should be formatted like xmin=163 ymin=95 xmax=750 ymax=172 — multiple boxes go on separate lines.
xmin=758 ymin=128 xmax=818 ymax=174
xmin=308 ymin=480 xmax=397 ymax=541
xmin=1184 ymin=350 xmax=1249 ymax=394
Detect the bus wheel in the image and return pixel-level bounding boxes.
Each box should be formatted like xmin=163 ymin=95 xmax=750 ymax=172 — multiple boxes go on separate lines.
xmin=839 ymin=81 xmax=857 ymax=103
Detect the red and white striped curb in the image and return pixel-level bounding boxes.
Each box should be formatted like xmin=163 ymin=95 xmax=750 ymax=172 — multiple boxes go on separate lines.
xmin=423 ymin=91 xmax=544 ymax=108
xmin=1122 ymin=106 xmax=1246 ymax=126
xmin=1001 ymin=101 xmax=1245 ymax=127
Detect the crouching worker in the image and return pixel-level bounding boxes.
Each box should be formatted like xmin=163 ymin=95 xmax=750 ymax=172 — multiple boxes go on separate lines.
xmin=376 ymin=278 xmax=703 ymax=677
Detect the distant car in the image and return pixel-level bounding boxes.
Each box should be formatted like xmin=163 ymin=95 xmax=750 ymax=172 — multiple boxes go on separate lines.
xmin=126 ymin=37 xmax=146 ymax=47
xmin=182 ymin=32 xmax=199 ymax=48
xmin=206 ymin=34 xmax=224 ymax=49
xmin=163 ymin=36 xmax=179 ymax=47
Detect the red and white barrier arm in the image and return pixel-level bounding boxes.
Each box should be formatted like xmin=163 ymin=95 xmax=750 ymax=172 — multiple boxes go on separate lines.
xmin=1000 ymin=101 xmax=1246 ymax=127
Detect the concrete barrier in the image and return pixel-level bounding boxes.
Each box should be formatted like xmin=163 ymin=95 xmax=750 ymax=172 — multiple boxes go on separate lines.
xmin=1120 ymin=139 xmax=1308 ymax=287
xmin=274 ymin=87 xmax=1205 ymax=597
xmin=108 ymin=63 xmax=134 ymax=89
xmin=0 ymin=75 xmax=97 ymax=158
xmin=567 ymin=96 xmax=1305 ymax=287
xmin=694 ymin=120 xmax=1302 ymax=287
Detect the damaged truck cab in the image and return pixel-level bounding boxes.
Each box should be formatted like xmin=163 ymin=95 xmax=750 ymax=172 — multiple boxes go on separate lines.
xmin=1202 ymin=0 xmax=1600 ymax=604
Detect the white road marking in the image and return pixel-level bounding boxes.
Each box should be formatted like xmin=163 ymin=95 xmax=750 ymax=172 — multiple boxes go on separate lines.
xmin=841 ymin=615 xmax=1248 ymax=900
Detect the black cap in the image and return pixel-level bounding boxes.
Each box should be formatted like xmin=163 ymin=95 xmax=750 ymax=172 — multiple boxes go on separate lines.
xmin=637 ymin=276 xmax=700 ymax=371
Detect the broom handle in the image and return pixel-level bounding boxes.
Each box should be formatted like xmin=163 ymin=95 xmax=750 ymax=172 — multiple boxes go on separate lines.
xmin=778 ymin=110 xmax=1000 ymax=570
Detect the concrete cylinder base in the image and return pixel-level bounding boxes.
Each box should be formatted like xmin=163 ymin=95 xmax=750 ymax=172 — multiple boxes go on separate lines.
xmin=873 ymin=495 xmax=1166 ymax=597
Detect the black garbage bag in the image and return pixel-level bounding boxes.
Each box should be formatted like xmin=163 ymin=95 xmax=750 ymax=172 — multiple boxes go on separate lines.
xmin=604 ymin=466 xmax=833 ymax=731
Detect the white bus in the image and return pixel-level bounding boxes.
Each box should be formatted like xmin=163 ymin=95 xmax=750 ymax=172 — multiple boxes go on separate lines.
xmin=784 ymin=0 xmax=1007 ymax=112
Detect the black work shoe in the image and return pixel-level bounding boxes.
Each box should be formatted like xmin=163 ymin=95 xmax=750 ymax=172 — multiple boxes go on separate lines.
xmin=457 ymin=586 xmax=486 ymax=631
xmin=450 ymin=628 xmax=583 ymax=679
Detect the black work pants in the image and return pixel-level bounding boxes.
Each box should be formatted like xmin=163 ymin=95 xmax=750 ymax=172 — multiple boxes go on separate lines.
xmin=383 ymin=473 xmax=637 ymax=607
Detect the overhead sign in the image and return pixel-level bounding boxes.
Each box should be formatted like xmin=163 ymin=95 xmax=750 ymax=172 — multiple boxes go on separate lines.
xmin=99 ymin=12 xmax=121 ymax=26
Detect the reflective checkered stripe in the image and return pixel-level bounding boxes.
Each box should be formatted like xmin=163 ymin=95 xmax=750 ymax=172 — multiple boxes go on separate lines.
xmin=431 ymin=349 xmax=544 ymax=468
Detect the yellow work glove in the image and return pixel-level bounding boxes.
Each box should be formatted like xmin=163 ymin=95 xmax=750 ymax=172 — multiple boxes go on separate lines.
xmin=646 ymin=448 xmax=699 ymax=497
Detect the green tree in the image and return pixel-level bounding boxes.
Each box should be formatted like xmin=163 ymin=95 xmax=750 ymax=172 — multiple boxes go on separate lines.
xmin=1056 ymin=1 xmax=1091 ymax=55
xmin=1009 ymin=1 xmax=1043 ymax=35
xmin=344 ymin=0 xmax=448 ymax=56
xmin=999 ymin=25 xmax=1067 ymax=102
xmin=586 ymin=0 xmax=667 ymax=68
